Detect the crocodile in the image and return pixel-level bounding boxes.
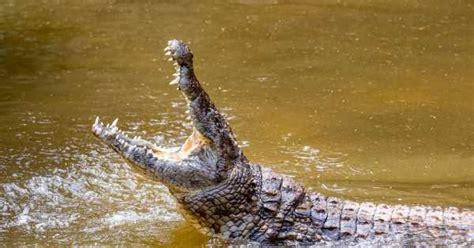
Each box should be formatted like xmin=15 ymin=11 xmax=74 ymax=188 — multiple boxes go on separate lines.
xmin=91 ymin=40 xmax=473 ymax=246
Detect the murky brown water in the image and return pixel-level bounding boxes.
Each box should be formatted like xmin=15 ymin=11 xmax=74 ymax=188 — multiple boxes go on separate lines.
xmin=0 ymin=0 xmax=473 ymax=246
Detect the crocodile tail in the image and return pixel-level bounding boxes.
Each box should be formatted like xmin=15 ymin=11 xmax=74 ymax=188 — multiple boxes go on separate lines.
xmin=357 ymin=202 xmax=473 ymax=244
xmin=305 ymin=193 xmax=473 ymax=244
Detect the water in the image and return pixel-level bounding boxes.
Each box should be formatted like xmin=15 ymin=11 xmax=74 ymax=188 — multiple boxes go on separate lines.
xmin=0 ymin=0 xmax=473 ymax=246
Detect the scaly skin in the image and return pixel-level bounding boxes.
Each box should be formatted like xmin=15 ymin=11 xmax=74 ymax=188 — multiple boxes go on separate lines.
xmin=91 ymin=40 xmax=473 ymax=246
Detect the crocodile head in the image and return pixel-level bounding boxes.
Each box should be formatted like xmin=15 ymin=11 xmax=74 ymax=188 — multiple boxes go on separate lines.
xmin=91 ymin=40 xmax=237 ymax=195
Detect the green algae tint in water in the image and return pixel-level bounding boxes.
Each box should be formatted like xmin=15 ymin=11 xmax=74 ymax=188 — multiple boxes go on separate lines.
xmin=0 ymin=0 xmax=473 ymax=246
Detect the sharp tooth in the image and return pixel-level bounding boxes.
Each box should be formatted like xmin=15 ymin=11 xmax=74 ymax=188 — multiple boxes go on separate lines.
xmin=167 ymin=57 xmax=173 ymax=61
xmin=164 ymin=46 xmax=170 ymax=52
xmin=94 ymin=116 xmax=99 ymax=125
xmin=106 ymin=123 xmax=110 ymax=128
xmin=100 ymin=122 xmax=104 ymax=126
xmin=111 ymin=118 xmax=118 ymax=127
xmin=138 ymin=136 xmax=141 ymax=140
xmin=173 ymin=72 xmax=179 ymax=77
xmin=165 ymin=51 xmax=171 ymax=56
xmin=169 ymin=77 xmax=179 ymax=85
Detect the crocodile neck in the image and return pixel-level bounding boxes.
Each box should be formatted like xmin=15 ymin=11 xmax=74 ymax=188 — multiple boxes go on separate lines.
xmin=178 ymin=163 xmax=261 ymax=238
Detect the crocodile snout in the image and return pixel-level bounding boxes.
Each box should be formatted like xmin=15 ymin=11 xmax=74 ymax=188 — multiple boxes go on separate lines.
xmin=164 ymin=39 xmax=193 ymax=66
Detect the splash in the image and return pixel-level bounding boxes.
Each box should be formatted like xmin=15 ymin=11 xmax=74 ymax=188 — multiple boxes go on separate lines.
xmin=0 ymin=147 xmax=183 ymax=245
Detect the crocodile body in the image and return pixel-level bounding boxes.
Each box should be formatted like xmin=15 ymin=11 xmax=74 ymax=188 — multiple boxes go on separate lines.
xmin=181 ymin=164 xmax=472 ymax=246
xmin=91 ymin=40 xmax=473 ymax=246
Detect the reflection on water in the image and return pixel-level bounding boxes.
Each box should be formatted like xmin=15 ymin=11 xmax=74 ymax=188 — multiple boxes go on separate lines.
xmin=1 ymin=0 xmax=473 ymax=246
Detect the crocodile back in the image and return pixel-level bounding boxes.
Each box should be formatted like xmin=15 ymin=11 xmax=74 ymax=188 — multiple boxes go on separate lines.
xmin=253 ymin=166 xmax=473 ymax=246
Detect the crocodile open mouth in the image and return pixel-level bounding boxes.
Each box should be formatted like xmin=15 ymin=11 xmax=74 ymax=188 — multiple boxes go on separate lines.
xmin=92 ymin=39 xmax=208 ymax=163
xmin=91 ymin=40 xmax=225 ymax=191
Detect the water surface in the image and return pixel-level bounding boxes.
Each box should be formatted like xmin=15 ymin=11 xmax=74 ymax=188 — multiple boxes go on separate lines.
xmin=0 ymin=0 xmax=473 ymax=246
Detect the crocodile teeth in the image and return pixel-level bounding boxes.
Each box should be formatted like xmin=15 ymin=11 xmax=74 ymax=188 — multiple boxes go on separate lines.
xmin=94 ymin=116 xmax=99 ymax=126
xmin=167 ymin=57 xmax=173 ymax=61
xmin=169 ymin=77 xmax=179 ymax=85
xmin=165 ymin=51 xmax=171 ymax=56
xmin=111 ymin=118 xmax=118 ymax=127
